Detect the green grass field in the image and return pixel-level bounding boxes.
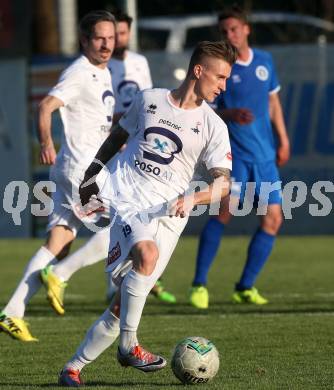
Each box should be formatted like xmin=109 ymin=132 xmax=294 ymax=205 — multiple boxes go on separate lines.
xmin=0 ymin=236 xmax=333 ymax=389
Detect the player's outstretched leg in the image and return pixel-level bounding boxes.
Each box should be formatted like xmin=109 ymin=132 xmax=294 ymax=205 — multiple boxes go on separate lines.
xmin=117 ymin=263 xmax=167 ymax=372
xmin=189 ymin=218 xmax=225 ymax=309
xmin=116 ymin=228 xmax=178 ymax=372
xmin=59 ymin=303 xmax=120 ymax=386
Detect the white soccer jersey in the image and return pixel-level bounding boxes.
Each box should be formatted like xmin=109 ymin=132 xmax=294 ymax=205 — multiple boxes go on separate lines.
xmin=49 ymin=55 xmax=115 ymax=170
xmin=104 ymin=88 xmax=232 ymax=226
xmin=108 ymin=51 xmax=152 ymax=115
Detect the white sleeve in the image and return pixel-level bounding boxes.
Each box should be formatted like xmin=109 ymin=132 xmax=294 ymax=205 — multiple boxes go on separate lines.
xmin=202 ymin=119 xmax=232 ymax=171
xmin=118 ymin=91 xmax=142 ymax=137
xmin=48 ymin=68 xmax=83 ymax=106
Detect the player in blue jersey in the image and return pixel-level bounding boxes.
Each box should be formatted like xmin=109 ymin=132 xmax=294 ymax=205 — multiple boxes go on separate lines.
xmin=189 ymin=5 xmax=290 ymax=308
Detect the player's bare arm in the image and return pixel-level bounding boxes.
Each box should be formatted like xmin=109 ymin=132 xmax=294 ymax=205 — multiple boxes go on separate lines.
xmin=38 ymin=95 xmax=64 ymax=165
xmin=269 ymin=92 xmax=290 ymax=166
xmin=188 ymin=166 xmax=231 ymax=208
xmin=79 ymin=124 xmax=129 ymax=205
xmin=172 ymin=168 xmax=231 ymax=218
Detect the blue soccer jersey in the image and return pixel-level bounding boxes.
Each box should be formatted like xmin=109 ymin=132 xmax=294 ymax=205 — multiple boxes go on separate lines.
xmin=217 ymin=48 xmax=280 ymax=163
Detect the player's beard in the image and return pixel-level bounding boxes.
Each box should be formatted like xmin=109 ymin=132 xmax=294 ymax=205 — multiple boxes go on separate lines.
xmin=98 ymin=49 xmax=112 ymax=63
xmin=113 ymin=46 xmax=127 ymax=59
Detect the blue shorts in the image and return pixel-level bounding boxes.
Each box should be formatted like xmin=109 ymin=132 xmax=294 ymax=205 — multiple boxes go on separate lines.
xmin=230 ymin=159 xmax=282 ymax=207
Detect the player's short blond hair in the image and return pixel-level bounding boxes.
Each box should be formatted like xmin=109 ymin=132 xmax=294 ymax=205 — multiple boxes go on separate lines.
xmin=187 ymin=40 xmax=237 ymax=75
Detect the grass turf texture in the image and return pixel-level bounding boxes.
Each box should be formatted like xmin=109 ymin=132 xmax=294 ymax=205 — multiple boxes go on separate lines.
xmin=0 ymin=236 xmax=333 ymax=389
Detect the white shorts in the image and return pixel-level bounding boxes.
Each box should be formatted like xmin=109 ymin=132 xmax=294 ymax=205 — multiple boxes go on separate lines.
xmin=47 ymin=160 xmax=108 ymax=236
xmin=106 ymin=210 xmax=180 ymax=286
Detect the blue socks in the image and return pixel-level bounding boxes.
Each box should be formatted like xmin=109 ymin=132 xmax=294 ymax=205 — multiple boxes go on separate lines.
xmin=193 ymin=218 xmax=225 ymax=286
xmin=236 ymin=228 xmax=275 ymax=291
xmin=193 ymin=222 xmax=276 ymax=290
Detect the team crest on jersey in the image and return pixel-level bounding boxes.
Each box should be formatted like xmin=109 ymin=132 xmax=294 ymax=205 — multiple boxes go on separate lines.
xmin=232 ymin=74 xmax=241 ymax=83
xmin=143 ymin=127 xmax=183 ymax=166
xmin=147 ymin=103 xmax=157 ymax=114
xmin=107 ymin=242 xmax=121 ymax=266
xmin=255 ymin=66 xmax=269 ymax=81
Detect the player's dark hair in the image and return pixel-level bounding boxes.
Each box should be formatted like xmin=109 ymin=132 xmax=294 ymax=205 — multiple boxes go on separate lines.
xmin=188 ymin=40 xmax=237 ymax=75
xmin=114 ymin=10 xmax=133 ymax=28
xmin=218 ymin=4 xmax=249 ymax=25
xmin=79 ymin=10 xmax=116 ymax=39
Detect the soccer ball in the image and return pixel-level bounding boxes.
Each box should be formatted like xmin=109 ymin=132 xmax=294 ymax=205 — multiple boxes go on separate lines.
xmin=171 ymin=336 xmax=220 ymax=385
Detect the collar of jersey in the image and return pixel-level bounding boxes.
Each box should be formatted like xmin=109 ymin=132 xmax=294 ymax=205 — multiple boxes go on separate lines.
xmin=235 ymin=48 xmax=253 ymax=67
xmin=81 ymin=54 xmax=109 ymax=73
xmin=166 ymin=90 xmax=203 ymax=112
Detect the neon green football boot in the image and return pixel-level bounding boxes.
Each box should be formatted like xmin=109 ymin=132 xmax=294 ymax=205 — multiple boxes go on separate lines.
xmin=0 ymin=312 xmax=38 ymax=342
xmin=150 ymin=280 xmax=176 ymax=304
xmin=232 ymin=287 xmax=268 ymax=305
xmin=40 ymin=265 xmax=67 ymax=315
xmin=189 ymin=285 xmax=209 ymax=309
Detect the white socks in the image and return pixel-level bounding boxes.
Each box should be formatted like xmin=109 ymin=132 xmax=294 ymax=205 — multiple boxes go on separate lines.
xmin=119 ymin=269 xmax=157 ymax=354
xmin=64 ymin=309 xmax=120 ymax=371
xmin=120 ymin=331 xmax=138 ymax=354
xmin=52 ymin=227 xmax=110 ymax=282
xmin=118 ymin=226 xmax=180 ymax=354
xmin=3 ymin=246 xmax=56 ymax=318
